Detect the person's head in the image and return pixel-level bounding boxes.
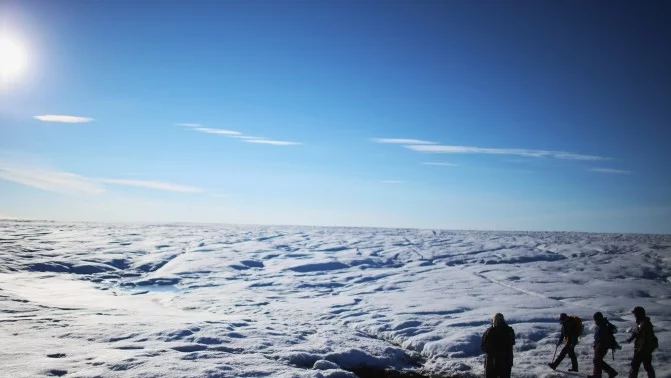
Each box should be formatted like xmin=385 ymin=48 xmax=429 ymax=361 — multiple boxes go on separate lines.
xmin=593 ymin=312 xmax=604 ymax=323
xmin=493 ymin=313 xmax=505 ymax=326
xmin=559 ymin=313 xmax=568 ymax=323
xmin=632 ymin=306 xmax=646 ymax=321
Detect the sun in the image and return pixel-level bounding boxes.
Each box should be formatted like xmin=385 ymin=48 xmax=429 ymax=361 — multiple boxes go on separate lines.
xmin=0 ymin=36 xmax=27 ymax=80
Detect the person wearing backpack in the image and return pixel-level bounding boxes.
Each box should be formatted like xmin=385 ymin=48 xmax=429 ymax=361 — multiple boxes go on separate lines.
xmin=626 ymin=306 xmax=657 ymax=378
xmin=587 ymin=312 xmax=618 ymax=378
xmin=481 ymin=313 xmax=516 ymax=378
xmin=549 ymin=313 xmax=580 ymax=372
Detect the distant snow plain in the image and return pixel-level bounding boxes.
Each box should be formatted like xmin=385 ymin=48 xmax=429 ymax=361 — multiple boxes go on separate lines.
xmin=0 ymin=221 xmax=669 ymax=378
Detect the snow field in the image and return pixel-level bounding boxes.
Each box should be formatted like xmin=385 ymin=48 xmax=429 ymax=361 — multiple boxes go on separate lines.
xmin=0 ymin=221 xmax=669 ymax=377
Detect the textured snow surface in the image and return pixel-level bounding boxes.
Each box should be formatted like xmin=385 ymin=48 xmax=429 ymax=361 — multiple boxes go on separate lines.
xmin=0 ymin=221 xmax=669 ymax=378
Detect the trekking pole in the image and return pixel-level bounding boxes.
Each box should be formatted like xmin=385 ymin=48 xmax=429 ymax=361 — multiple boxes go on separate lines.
xmin=552 ymin=344 xmax=559 ymax=363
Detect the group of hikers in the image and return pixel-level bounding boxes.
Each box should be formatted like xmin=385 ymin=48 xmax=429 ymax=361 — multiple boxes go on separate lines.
xmin=480 ymin=306 xmax=659 ymax=378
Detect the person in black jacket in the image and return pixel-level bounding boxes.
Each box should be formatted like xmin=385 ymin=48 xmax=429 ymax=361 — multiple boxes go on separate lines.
xmin=588 ymin=312 xmax=618 ymax=378
xmin=549 ymin=313 xmax=580 ymax=372
xmin=481 ymin=313 xmax=515 ymax=378
xmin=627 ymin=307 xmax=656 ymax=378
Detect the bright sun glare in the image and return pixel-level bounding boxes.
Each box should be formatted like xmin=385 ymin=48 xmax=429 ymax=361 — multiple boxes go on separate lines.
xmin=0 ymin=35 xmax=27 ymax=80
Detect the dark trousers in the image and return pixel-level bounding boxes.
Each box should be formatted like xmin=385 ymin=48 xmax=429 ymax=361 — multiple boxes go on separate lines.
xmin=592 ymin=344 xmax=617 ymax=378
xmin=554 ymin=343 xmax=578 ymax=370
xmin=485 ymin=355 xmax=512 ymax=378
xmin=629 ymin=351 xmax=655 ymax=378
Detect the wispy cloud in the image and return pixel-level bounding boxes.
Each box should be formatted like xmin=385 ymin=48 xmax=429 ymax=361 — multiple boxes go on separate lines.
xmin=178 ymin=123 xmax=300 ymax=146
xmin=231 ymin=135 xmax=266 ymax=140
xmin=405 ymin=144 xmax=607 ymax=161
xmin=552 ymin=152 xmax=607 ymax=161
xmin=33 ymin=115 xmax=94 ymax=123
xmin=590 ymin=168 xmax=632 ymax=174
xmin=373 ymin=138 xmax=437 ymax=145
xmin=381 ymin=180 xmax=404 ymax=184
xmin=244 ymin=139 xmax=301 ymax=146
xmin=423 ymin=162 xmax=459 ymax=166
xmin=97 ymin=178 xmax=204 ymax=193
xmin=0 ymin=161 xmax=204 ymax=195
xmin=0 ymin=162 xmax=104 ymax=194
xmin=191 ymin=127 xmax=242 ymax=136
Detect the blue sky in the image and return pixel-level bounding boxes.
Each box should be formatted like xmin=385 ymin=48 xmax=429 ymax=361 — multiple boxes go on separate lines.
xmin=1 ymin=0 xmax=670 ymax=233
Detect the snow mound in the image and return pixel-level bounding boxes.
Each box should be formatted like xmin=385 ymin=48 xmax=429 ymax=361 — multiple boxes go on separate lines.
xmin=313 ymin=359 xmax=341 ymax=370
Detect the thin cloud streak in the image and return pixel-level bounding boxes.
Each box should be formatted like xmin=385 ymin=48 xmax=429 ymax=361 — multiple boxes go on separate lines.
xmin=553 ymin=152 xmax=607 ymax=161
xmin=98 ymin=178 xmax=204 ymax=193
xmin=243 ymin=139 xmax=301 ymax=146
xmin=33 ymin=115 xmax=94 ymax=123
xmin=423 ymin=162 xmax=458 ymax=166
xmin=177 ymin=123 xmax=300 ymax=146
xmin=191 ymin=127 xmax=242 ymax=136
xmin=0 ymin=161 xmax=204 ymax=194
xmin=590 ymin=168 xmax=632 ymax=174
xmin=373 ymin=138 xmax=437 ymax=145
xmin=0 ymin=162 xmax=104 ymax=195
xmin=230 ymin=135 xmax=265 ymax=140
xmin=405 ymin=144 xmax=607 ymax=161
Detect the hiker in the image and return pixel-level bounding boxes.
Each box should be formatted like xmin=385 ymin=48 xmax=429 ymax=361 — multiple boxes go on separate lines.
xmin=549 ymin=313 xmax=581 ymax=372
xmin=588 ymin=312 xmax=618 ymax=378
xmin=626 ymin=306 xmax=657 ymax=378
xmin=481 ymin=313 xmax=515 ymax=378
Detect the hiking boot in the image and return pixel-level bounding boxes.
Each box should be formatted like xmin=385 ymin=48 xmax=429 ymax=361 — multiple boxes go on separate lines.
xmin=569 ymin=367 xmax=579 ymax=372
xmin=548 ymin=363 xmax=557 ymax=370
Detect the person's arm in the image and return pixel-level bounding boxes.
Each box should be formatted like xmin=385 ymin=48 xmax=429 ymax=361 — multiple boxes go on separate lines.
xmin=557 ymin=325 xmax=565 ymax=345
xmin=481 ymin=329 xmax=489 ymax=353
xmin=626 ymin=328 xmax=636 ymax=343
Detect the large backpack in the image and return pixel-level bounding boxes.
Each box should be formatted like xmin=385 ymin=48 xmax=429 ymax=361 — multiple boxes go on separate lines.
xmin=484 ymin=325 xmax=515 ymax=354
xmin=605 ymin=321 xmax=621 ymax=346
xmin=604 ymin=320 xmax=618 ymax=341
xmin=603 ymin=319 xmax=622 ymax=360
xmin=646 ymin=320 xmax=658 ymax=351
xmin=570 ymin=315 xmax=584 ymax=339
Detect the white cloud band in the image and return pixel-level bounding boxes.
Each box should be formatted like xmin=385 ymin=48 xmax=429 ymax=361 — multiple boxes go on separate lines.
xmin=34 ymin=115 xmax=94 ymax=123
xmin=373 ymin=138 xmax=437 ymax=145
xmin=0 ymin=163 xmax=103 ymax=194
xmin=0 ymin=162 xmax=204 ymax=195
xmin=191 ymin=127 xmax=242 ymax=136
xmin=244 ymin=139 xmax=301 ymax=146
xmin=423 ymin=162 xmax=458 ymax=166
xmin=405 ymin=144 xmax=607 ymax=161
xmin=590 ymin=168 xmax=632 ymax=174
xmin=98 ymin=178 xmax=204 ymax=193
xmin=177 ymin=123 xmax=300 ymax=146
